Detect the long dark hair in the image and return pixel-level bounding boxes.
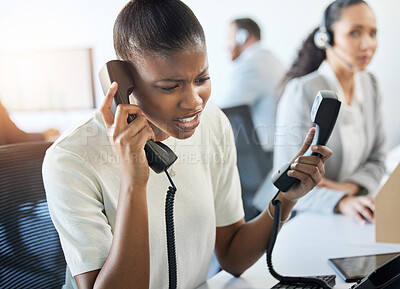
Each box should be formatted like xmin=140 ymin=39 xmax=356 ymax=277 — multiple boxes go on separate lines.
xmin=113 ymin=0 xmax=206 ymax=60
xmin=280 ymin=0 xmax=368 ymax=90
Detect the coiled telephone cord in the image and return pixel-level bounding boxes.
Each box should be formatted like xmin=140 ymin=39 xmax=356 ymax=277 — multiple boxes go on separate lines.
xmin=165 ymin=170 xmax=177 ymax=289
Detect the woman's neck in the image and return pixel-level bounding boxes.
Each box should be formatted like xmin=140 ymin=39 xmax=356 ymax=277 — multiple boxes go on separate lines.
xmin=329 ymin=59 xmax=355 ymax=105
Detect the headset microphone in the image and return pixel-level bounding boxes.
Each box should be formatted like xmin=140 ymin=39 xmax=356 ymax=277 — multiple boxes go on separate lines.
xmin=325 ymin=43 xmax=353 ymax=70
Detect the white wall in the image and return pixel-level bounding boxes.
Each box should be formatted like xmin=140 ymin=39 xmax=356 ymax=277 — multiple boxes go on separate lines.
xmin=0 ymin=0 xmax=399 ymax=149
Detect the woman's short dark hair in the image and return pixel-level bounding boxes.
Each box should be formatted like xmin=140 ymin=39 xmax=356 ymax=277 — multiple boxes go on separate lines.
xmin=233 ymin=18 xmax=261 ymax=40
xmin=280 ymin=0 xmax=369 ymax=92
xmin=113 ymin=0 xmax=206 ymax=61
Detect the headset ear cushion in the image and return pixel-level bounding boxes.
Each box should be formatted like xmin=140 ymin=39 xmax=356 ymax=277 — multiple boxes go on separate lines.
xmin=314 ymin=28 xmax=330 ymax=49
xmin=236 ymin=29 xmax=249 ymax=46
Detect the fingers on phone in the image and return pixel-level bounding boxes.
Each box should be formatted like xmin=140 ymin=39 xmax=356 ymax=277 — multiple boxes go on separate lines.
xmin=298 ymin=128 xmax=316 ymax=155
xmin=115 ymin=114 xmax=152 ymax=144
xmin=110 ymin=104 xmax=142 ymax=135
xmin=304 ymin=128 xmax=316 ymax=145
xmin=135 ymin=125 xmax=156 ymax=148
xmin=287 ymin=169 xmax=316 ymax=190
xmin=100 ymin=82 xmax=118 ymax=127
xmin=123 ymin=115 xmax=152 ymax=138
xmin=311 ymin=145 xmax=333 ymax=163
xmin=294 ymin=156 xmax=325 ymax=177
xmin=290 ymin=163 xmax=321 ymax=184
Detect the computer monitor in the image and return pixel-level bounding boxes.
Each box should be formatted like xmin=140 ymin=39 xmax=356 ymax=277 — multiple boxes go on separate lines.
xmin=222 ymin=105 xmax=273 ymax=220
xmin=0 ymin=48 xmax=95 ymax=111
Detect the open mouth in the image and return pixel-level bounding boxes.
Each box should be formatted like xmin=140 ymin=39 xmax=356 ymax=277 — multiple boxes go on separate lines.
xmin=173 ymin=111 xmax=202 ymax=132
xmin=358 ymin=55 xmax=371 ymax=64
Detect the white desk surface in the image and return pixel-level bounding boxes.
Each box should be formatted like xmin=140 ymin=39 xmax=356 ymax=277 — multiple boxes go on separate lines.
xmin=198 ymin=212 xmax=400 ymax=289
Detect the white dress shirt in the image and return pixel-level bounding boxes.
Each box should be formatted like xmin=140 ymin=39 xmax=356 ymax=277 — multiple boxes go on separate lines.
xmin=217 ymin=42 xmax=286 ymax=152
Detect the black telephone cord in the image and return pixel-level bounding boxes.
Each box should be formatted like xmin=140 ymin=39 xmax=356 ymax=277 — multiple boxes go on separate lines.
xmin=266 ymin=190 xmax=333 ymax=289
xmin=165 ymin=170 xmax=177 ymax=289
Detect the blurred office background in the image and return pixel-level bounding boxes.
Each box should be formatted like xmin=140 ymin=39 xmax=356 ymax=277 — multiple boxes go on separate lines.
xmin=0 ymin=0 xmax=399 ymax=149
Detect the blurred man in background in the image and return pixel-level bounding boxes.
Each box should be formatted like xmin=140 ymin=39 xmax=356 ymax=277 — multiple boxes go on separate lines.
xmin=217 ymin=18 xmax=286 ymax=214
xmin=219 ymin=17 xmax=286 ymax=152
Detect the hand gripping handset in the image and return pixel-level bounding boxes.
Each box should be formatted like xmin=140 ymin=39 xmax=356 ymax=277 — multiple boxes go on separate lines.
xmin=99 ymin=60 xmax=177 ymax=174
xmin=99 ymin=60 xmax=179 ymax=288
xmin=272 ymin=90 xmax=341 ymax=192
xmin=266 ymin=90 xmax=341 ymax=289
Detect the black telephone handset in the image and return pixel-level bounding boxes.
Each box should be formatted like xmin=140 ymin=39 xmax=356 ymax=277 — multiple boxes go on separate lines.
xmin=272 ymin=90 xmax=341 ymax=192
xmin=99 ymin=60 xmax=177 ymax=174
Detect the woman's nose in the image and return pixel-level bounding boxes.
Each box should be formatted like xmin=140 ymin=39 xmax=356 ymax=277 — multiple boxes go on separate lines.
xmin=179 ymin=86 xmax=203 ymax=109
xmin=360 ymin=33 xmax=376 ymax=50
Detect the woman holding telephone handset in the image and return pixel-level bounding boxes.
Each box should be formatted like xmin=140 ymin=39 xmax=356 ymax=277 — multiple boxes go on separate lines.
xmin=275 ymin=0 xmax=386 ymax=224
xmin=43 ymin=1 xmax=332 ymax=288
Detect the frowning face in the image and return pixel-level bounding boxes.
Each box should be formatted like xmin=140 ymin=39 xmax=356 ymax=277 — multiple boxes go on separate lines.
xmin=130 ymin=48 xmax=211 ymax=141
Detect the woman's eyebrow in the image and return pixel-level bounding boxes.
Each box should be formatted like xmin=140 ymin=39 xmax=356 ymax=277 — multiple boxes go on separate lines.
xmin=157 ymin=67 xmax=209 ymax=82
xmin=351 ymin=24 xmax=377 ymax=31
xmin=158 ymin=78 xmax=185 ymax=82
xmin=197 ymin=66 xmax=209 ymax=77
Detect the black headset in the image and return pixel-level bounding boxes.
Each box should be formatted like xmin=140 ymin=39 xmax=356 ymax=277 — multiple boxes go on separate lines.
xmin=314 ymin=6 xmax=333 ymax=49
xmin=314 ymin=3 xmax=354 ymax=69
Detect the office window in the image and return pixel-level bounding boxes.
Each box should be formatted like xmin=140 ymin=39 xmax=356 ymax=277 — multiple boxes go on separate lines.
xmin=0 ymin=48 xmax=94 ymax=111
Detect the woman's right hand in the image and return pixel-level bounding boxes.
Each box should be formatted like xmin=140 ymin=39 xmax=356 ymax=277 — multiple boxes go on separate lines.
xmin=100 ymin=82 xmax=155 ymax=187
xmin=318 ymin=178 xmax=361 ymax=196
xmin=335 ymin=195 xmax=375 ymax=225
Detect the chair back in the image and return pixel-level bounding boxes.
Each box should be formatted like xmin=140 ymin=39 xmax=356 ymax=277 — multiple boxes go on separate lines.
xmin=0 ymin=141 xmax=66 ymax=289
xmin=222 ymin=105 xmax=273 ymax=220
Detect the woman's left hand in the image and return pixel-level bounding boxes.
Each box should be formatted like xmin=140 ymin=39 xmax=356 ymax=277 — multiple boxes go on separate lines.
xmin=283 ymin=128 xmax=333 ymax=202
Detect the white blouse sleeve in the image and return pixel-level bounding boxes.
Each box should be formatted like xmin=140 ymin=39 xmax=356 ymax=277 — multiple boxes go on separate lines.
xmin=43 ymin=146 xmax=113 ymax=276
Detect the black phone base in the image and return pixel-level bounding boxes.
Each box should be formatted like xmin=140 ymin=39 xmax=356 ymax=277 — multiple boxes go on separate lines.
xmin=266 ymin=190 xmax=335 ymax=289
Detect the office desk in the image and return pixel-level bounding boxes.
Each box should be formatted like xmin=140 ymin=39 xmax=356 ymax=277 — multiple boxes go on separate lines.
xmin=198 ymin=212 xmax=400 ymax=289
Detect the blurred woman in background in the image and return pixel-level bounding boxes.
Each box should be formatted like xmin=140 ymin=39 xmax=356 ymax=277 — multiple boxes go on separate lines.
xmin=275 ymin=0 xmax=386 ymax=224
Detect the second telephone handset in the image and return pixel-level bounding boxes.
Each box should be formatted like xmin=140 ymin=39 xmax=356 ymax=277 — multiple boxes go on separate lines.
xmin=272 ymin=90 xmax=341 ymax=192
xmin=266 ymin=91 xmax=341 ymax=289
xmin=99 ymin=60 xmax=177 ymax=174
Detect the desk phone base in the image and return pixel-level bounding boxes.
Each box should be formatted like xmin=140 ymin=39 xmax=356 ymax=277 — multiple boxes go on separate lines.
xmin=271 ymin=274 xmax=336 ymax=289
